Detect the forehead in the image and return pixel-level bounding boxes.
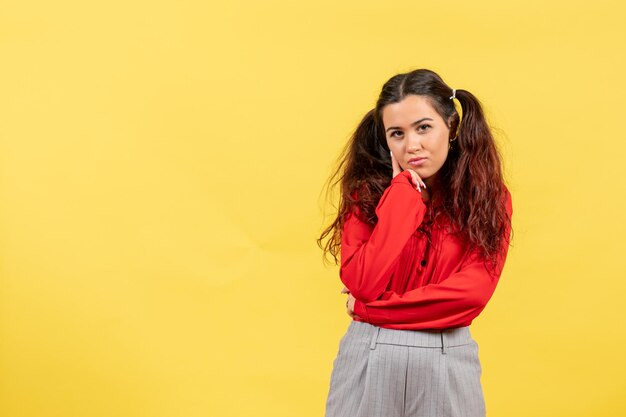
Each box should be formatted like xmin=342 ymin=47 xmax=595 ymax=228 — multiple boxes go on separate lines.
xmin=381 ymin=95 xmax=440 ymax=127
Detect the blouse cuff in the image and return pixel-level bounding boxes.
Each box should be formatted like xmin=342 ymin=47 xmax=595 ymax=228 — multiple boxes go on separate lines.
xmin=353 ymin=298 xmax=370 ymax=322
xmin=390 ymin=170 xmax=414 ymax=186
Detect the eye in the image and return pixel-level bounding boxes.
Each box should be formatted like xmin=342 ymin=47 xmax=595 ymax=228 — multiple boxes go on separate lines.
xmin=418 ymin=124 xmax=431 ymax=131
xmin=390 ymin=131 xmax=402 ymax=138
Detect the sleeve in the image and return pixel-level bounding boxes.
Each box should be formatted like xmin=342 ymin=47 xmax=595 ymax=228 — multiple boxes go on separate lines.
xmin=353 ymin=187 xmax=513 ymax=329
xmin=340 ymin=170 xmax=427 ymax=303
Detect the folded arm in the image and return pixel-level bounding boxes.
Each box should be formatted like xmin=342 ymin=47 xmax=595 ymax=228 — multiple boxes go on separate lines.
xmin=353 ymin=188 xmax=513 ymax=329
xmin=340 ymin=170 xmax=427 ymax=303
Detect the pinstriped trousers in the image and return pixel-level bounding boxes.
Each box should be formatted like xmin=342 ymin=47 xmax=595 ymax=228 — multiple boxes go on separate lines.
xmin=324 ymin=320 xmax=486 ymax=417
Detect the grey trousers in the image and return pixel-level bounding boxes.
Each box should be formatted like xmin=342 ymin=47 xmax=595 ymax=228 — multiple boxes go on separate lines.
xmin=324 ymin=320 xmax=486 ymax=417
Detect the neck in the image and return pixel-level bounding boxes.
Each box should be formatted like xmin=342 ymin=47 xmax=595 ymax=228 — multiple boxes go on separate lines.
xmin=423 ymin=173 xmax=442 ymax=194
xmin=423 ymin=173 xmax=446 ymax=207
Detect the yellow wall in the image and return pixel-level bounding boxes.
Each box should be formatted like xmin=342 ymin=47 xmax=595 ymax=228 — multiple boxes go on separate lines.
xmin=1 ymin=1 xmax=625 ymax=416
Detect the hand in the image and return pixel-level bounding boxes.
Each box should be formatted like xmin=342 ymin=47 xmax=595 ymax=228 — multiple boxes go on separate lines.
xmin=341 ymin=286 xmax=362 ymax=320
xmin=391 ymin=151 xmax=430 ymax=201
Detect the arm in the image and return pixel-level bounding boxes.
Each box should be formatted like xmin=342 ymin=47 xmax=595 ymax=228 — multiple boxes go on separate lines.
xmin=340 ymin=170 xmax=427 ymax=303
xmin=353 ymin=188 xmax=513 ymax=329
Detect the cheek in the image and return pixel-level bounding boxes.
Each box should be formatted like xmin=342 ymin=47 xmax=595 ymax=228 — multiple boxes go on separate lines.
xmin=434 ymin=135 xmax=450 ymax=155
xmin=387 ymin=141 xmax=403 ymax=157
xmin=438 ymin=146 xmax=450 ymax=162
xmin=430 ymin=139 xmax=450 ymax=165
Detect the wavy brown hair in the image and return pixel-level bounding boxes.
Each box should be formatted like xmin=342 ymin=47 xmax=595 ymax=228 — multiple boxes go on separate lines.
xmin=317 ymin=68 xmax=513 ymax=275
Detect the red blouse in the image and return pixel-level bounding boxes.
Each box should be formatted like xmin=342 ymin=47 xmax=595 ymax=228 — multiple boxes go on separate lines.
xmin=342 ymin=170 xmax=513 ymax=330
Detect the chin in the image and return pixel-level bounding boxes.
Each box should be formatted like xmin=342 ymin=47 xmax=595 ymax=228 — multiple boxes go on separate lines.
xmin=410 ymin=167 xmax=430 ymax=176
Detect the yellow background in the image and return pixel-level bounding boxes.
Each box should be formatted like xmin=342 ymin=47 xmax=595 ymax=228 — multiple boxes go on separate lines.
xmin=1 ymin=1 xmax=625 ymax=416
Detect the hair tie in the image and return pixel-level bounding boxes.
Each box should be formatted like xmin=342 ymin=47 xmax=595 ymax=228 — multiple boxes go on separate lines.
xmin=449 ymin=88 xmax=456 ymax=100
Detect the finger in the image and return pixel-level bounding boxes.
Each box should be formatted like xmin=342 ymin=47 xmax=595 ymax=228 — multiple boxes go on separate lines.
xmin=406 ymin=170 xmax=417 ymax=188
xmin=390 ymin=151 xmax=401 ymax=177
xmin=347 ymin=309 xmax=361 ymax=320
xmin=413 ymin=171 xmax=426 ymax=189
xmin=408 ymin=169 xmax=427 ymax=190
xmin=410 ymin=171 xmax=421 ymax=192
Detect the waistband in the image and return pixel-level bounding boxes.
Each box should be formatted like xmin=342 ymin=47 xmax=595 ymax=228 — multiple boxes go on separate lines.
xmin=349 ymin=320 xmax=474 ymax=355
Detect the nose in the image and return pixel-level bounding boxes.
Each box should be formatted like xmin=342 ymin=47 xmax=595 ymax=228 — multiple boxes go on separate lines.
xmin=406 ymin=131 xmax=423 ymax=152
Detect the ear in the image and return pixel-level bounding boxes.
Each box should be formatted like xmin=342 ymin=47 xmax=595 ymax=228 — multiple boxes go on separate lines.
xmin=447 ymin=114 xmax=459 ymax=138
xmin=446 ymin=114 xmax=456 ymax=128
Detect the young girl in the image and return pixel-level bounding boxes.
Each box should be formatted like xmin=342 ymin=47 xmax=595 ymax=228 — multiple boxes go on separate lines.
xmin=318 ymin=68 xmax=513 ymax=417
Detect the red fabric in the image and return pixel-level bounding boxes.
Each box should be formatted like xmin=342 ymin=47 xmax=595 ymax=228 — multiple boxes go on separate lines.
xmin=342 ymin=170 xmax=513 ymax=330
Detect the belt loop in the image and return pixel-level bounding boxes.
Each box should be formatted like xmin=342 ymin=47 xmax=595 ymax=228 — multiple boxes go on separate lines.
xmin=369 ymin=326 xmax=380 ymax=350
xmin=441 ymin=331 xmax=447 ymax=355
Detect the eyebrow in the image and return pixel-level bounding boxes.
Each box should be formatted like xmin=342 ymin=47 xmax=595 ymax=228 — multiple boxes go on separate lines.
xmin=385 ymin=117 xmax=434 ymax=132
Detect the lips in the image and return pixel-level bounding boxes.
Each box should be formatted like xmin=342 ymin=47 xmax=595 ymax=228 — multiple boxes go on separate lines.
xmin=408 ymin=157 xmax=427 ymax=167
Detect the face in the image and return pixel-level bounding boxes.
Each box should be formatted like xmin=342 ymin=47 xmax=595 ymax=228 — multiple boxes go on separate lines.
xmin=382 ymin=94 xmax=453 ymax=186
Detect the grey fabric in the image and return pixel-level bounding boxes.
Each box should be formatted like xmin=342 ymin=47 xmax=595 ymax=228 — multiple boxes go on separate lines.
xmin=325 ymin=320 xmax=486 ymax=417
